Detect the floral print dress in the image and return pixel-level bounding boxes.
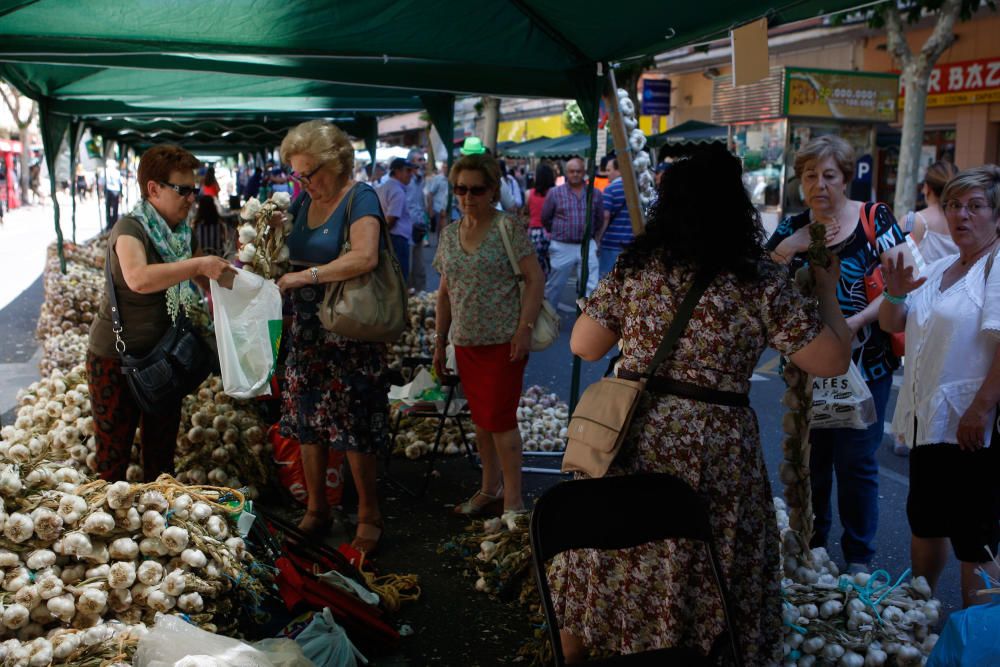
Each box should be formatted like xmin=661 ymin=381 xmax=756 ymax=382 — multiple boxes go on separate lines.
xmin=547 ymin=259 xmax=822 ymax=663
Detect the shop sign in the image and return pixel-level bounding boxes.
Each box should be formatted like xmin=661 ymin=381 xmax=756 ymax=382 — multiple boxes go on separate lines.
xmin=0 ymin=140 xmax=22 ymax=153
xmin=784 ymin=68 xmax=898 ymax=121
xmin=900 ymin=57 xmax=1000 ymax=107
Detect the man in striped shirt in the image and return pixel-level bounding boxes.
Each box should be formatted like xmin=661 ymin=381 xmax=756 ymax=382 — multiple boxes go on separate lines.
xmin=541 ymin=157 xmax=603 ymax=308
xmin=598 ymin=158 xmax=635 ymax=276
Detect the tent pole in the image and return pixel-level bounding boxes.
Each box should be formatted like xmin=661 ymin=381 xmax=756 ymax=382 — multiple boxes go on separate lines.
xmin=568 ymin=64 xmax=605 ymax=414
xmin=38 ymin=102 xmax=68 ymax=274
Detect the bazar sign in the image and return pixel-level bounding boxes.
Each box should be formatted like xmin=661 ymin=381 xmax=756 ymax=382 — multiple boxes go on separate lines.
xmin=784 ymin=67 xmax=898 ymax=121
xmin=900 ymin=57 xmax=1000 ymax=107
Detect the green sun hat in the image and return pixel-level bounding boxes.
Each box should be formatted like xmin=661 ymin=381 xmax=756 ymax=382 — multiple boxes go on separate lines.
xmin=460 ymin=137 xmax=487 ymax=155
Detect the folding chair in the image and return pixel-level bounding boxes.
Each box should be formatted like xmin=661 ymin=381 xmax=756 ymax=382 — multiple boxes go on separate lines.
xmin=530 ymin=473 xmax=743 ymax=666
xmin=382 ymin=356 xmax=478 ymax=496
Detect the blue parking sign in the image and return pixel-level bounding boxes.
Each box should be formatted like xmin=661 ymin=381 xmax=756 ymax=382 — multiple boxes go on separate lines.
xmin=641 ymin=80 xmax=672 ymax=115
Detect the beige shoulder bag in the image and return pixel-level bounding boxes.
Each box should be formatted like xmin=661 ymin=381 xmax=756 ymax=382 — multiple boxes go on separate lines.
xmin=497 ymin=216 xmax=559 ymax=351
xmin=318 ymin=183 xmax=408 ymax=342
xmin=562 ymin=267 xmax=717 ymax=477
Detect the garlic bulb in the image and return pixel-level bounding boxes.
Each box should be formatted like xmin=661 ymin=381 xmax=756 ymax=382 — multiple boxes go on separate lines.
xmin=181 ymin=548 xmax=207 ymax=569
xmin=29 ymin=509 xmax=62 ymax=542
xmin=24 ymin=550 xmax=55 ymax=571
xmin=206 ymin=515 xmax=228 ymax=539
xmin=141 ymin=510 xmax=166 ymax=538
xmin=36 ymin=575 xmax=63 ymax=601
xmin=137 ymin=561 xmax=164 ymax=586
xmin=57 ymin=495 xmax=87 ymax=525
xmin=2 ymin=605 xmax=29 ymax=630
xmin=107 ymin=562 xmax=136 ymax=590
xmin=160 ymin=526 xmax=190 ymax=554
xmin=162 ymin=571 xmax=186 ymax=597
xmin=4 ymin=514 xmax=34 ymax=543
xmin=75 ymin=589 xmax=107 ymax=616
xmin=105 ymin=481 xmax=133 ymax=510
xmin=82 ymin=511 xmax=115 ymax=536
xmin=190 ymin=502 xmax=212 ymax=523
xmin=108 ymin=537 xmax=139 ymax=561
xmin=177 ymin=592 xmax=204 ymax=613
xmin=146 ymin=589 xmax=175 ymax=612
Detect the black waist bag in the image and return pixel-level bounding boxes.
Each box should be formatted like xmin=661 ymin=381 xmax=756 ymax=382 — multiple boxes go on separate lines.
xmin=106 ymin=248 xmax=214 ymax=414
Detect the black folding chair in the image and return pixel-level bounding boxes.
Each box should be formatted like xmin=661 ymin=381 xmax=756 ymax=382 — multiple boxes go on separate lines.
xmin=530 ymin=473 xmax=743 ymax=666
xmin=383 ymin=356 xmax=478 ymax=496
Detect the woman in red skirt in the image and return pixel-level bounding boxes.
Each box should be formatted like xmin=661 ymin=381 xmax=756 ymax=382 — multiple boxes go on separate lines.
xmin=432 ymin=151 xmax=544 ymax=517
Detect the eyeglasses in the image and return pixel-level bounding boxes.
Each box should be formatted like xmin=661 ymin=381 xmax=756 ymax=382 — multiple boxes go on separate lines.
xmin=289 ymin=163 xmax=325 ymax=186
xmin=454 ymin=184 xmax=489 ymax=196
xmin=944 ymin=200 xmax=993 ymax=216
xmin=158 ymin=181 xmax=199 ymax=198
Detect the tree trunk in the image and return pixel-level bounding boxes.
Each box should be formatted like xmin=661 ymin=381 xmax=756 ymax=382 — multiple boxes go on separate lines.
xmin=481 ymin=96 xmax=500 ymax=152
xmin=894 ymin=63 xmax=931 ymax=216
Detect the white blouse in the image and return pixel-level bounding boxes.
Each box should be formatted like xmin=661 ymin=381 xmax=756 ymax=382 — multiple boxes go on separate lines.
xmin=891 ymin=252 xmax=1000 ymax=448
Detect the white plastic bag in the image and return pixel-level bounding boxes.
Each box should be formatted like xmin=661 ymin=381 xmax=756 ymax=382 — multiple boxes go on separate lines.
xmin=135 ymin=615 xmax=312 ymax=667
xmin=810 ymin=360 xmax=877 ymax=430
xmin=211 ymin=267 xmax=283 ymax=399
xmin=295 ymin=608 xmax=367 ymax=667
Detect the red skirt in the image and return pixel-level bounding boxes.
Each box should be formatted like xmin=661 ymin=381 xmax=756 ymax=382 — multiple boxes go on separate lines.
xmin=454 ymin=343 xmax=527 ymax=433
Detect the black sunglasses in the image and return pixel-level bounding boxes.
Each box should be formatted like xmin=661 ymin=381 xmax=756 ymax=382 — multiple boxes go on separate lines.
xmin=158 ymin=181 xmax=199 ymax=198
xmin=454 ymin=184 xmax=489 ymax=196
xmin=289 ymin=163 xmax=325 ymax=185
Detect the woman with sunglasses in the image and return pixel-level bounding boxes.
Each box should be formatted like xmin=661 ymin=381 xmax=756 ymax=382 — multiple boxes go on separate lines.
xmin=88 ymin=144 xmax=234 ymax=482
xmin=432 ymin=153 xmax=544 ymax=518
xmin=881 ymin=164 xmax=1000 ymax=608
xmin=274 ymin=120 xmax=390 ymax=554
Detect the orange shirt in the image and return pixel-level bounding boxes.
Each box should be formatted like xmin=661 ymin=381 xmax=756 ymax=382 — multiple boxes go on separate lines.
xmin=593 ymin=176 xmax=609 ymax=192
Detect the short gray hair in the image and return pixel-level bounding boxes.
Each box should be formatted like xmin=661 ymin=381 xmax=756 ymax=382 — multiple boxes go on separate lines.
xmin=941 ymin=164 xmax=1000 ymax=210
xmin=793 ymin=135 xmax=855 ymax=183
xmin=280 ymin=120 xmax=354 ymax=178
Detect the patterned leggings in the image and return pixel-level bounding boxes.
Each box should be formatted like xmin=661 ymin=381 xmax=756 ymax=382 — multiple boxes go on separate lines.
xmin=86 ymin=352 xmax=181 ymax=482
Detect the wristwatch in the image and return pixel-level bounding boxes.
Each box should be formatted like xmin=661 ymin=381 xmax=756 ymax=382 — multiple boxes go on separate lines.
xmin=310 ymin=267 xmax=319 ymax=284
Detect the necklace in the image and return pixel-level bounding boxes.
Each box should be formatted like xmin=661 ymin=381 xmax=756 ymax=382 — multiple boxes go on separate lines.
xmin=959 ymin=235 xmax=999 ymax=266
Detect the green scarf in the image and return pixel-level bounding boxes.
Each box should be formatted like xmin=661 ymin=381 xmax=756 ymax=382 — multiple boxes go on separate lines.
xmin=128 ymin=199 xmax=207 ymax=327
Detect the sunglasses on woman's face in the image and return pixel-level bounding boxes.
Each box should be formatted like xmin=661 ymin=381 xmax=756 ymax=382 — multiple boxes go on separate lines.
xmin=158 ymin=181 xmax=199 ymax=198
xmin=454 ymin=184 xmax=488 ymax=196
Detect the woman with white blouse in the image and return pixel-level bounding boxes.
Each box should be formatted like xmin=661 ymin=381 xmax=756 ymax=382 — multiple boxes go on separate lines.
xmin=880 ymin=165 xmax=1000 ymax=608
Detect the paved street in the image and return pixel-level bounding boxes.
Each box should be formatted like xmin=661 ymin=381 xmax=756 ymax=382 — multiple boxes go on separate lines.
xmin=0 ymin=211 xmax=963 ymax=627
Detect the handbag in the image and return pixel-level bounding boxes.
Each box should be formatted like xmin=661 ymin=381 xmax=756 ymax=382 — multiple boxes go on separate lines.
xmin=318 ymin=183 xmax=408 ymax=342
xmin=860 ymin=202 xmax=906 ymax=357
xmin=105 ymin=249 xmax=214 ymax=414
xmin=561 ymin=268 xmax=717 ymax=477
xmin=497 ymin=215 xmax=559 ymax=351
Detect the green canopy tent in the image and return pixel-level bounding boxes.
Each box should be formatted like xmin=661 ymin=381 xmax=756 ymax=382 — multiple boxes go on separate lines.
xmin=0 ymin=0 xmax=874 ymax=408
xmin=498 ymin=136 xmax=555 ymax=159
xmin=647 ymin=119 xmax=728 ymax=157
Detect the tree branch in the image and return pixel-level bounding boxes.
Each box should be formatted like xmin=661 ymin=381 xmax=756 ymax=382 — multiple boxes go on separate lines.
xmin=883 ymin=3 xmax=914 ymax=69
xmin=916 ymin=0 xmax=962 ymax=74
xmin=0 ymin=83 xmax=20 ymax=120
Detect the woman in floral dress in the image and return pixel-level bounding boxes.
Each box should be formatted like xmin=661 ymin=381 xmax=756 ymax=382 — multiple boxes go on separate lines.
xmin=276 ymin=120 xmax=390 ymax=553
xmin=551 ymin=148 xmax=853 ymax=663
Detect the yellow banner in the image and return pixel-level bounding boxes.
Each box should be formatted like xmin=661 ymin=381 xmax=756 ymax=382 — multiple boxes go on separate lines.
xmin=785 ymin=68 xmax=898 ymax=122
xmin=498 ymin=114 xmax=568 ymax=142
xmin=922 ymin=88 xmax=1000 ymax=107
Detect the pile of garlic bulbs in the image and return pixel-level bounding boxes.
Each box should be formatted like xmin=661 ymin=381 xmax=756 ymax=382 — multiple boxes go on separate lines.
xmin=11 ymin=367 xmax=268 ymax=498
xmin=10 ymin=366 xmax=96 ymax=473
xmin=35 ymin=249 xmax=103 ymax=341
xmin=391 ymin=385 xmax=568 ymax=460
xmin=0 ymin=425 xmax=269 ymax=662
xmin=615 ymin=88 xmax=657 ymax=211
xmin=38 ymin=332 xmax=88 ymax=377
xmin=775 ymin=498 xmax=941 ymax=666
xmin=517 ymin=386 xmax=568 ymax=453
xmin=389 ymin=292 xmax=437 ymax=369
xmin=172 ymin=377 xmax=270 ymax=498
xmin=237 ymin=193 xmax=292 ymax=279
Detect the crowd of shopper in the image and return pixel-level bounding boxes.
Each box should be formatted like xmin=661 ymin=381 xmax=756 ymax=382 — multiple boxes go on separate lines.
xmin=84 ymin=121 xmax=998 ymax=664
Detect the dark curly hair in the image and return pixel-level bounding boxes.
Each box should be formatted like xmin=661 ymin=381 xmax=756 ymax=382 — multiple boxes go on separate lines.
xmin=619 ymin=146 xmax=767 ymax=282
